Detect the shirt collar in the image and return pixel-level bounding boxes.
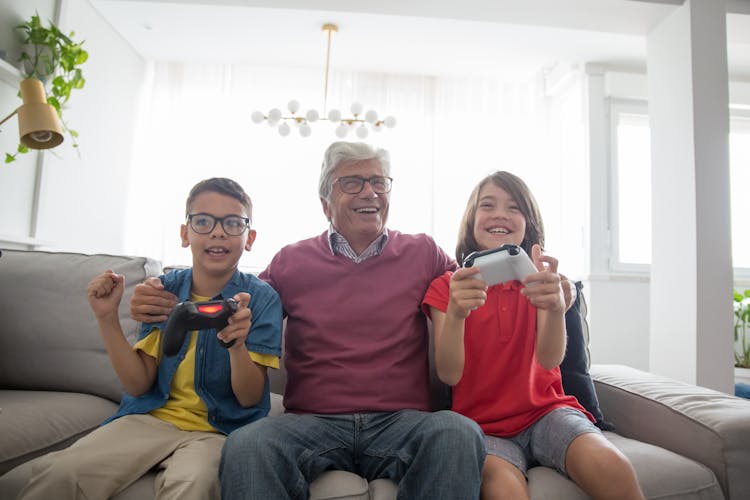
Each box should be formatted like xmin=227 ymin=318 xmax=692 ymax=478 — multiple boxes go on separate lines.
xmin=327 ymin=224 xmax=389 ymax=263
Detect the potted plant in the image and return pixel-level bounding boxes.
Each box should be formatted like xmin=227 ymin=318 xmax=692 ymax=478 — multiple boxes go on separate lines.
xmin=734 ymin=288 xmax=750 ymax=385
xmin=4 ymin=13 xmax=87 ymax=163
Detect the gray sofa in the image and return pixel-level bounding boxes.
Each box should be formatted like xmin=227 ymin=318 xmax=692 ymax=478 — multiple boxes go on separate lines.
xmin=1 ymin=249 xmax=749 ymax=499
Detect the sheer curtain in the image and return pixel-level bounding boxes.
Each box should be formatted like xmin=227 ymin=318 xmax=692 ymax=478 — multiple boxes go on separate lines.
xmin=124 ymin=61 xmax=584 ymax=276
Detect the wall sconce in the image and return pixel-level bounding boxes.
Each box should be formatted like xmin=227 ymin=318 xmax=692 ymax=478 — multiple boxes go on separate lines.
xmin=0 ymin=78 xmax=63 ymax=149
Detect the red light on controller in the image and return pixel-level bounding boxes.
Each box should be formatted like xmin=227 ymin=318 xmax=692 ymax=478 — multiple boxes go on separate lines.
xmin=197 ymin=304 xmax=223 ymax=314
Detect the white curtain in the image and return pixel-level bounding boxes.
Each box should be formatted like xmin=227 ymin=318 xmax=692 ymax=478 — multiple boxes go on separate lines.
xmin=124 ymin=61 xmax=585 ymax=276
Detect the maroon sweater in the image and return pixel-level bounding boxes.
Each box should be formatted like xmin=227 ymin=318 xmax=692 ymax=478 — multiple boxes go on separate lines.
xmin=259 ymin=230 xmax=455 ymax=414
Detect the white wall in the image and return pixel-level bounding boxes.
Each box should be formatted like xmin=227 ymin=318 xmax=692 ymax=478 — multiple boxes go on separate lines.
xmin=0 ymin=0 xmax=146 ymax=254
xmin=647 ymin=0 xmax=733 ymax=392
xmin=582 ymin=66 xmax=652 ymax=371
xmin=0 ymin=0 xmax=57 ymax=248
xmin=582 ymin=3 xmax=749 ymax=387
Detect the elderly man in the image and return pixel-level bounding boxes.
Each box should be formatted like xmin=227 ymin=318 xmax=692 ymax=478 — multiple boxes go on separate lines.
xmin=131 ymin=142 xmax=485 ymax=499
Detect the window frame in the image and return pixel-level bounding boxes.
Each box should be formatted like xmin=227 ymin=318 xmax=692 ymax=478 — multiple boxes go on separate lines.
xmin=607 ymin=98 xmax=750 ymax=282
xmin=729 ymin=108 xmax=750 ymax=284
xmin=607 ymin=97 xmax=651 ymax=275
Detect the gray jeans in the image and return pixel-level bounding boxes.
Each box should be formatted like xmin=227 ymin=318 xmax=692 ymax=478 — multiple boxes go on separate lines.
xmin=485 ymin=407 xmax=601 ymax=476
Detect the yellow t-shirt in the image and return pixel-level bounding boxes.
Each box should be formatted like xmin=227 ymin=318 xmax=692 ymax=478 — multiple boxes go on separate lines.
xmin=135 ymin=293 xmax=279 ymax=432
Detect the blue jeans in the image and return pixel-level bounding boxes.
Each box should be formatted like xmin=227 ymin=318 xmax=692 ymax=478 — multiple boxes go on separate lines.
xmin=219 ymin=410 xmax=485 ymax=499
xmin=736 ymin=382 xmax=750 ymax=399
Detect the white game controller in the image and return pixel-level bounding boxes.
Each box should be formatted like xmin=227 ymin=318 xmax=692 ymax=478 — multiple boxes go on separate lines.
xmin=462 ymin=244 xmax=538 ymax=286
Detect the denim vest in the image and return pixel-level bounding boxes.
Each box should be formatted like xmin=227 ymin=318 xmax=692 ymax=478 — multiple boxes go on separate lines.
xmin=104 ymin=268 xmax=283 ymax=434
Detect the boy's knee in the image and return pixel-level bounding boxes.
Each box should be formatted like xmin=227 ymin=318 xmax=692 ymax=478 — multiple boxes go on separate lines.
xmin=31 ymin=456 xmax=77 ymax=481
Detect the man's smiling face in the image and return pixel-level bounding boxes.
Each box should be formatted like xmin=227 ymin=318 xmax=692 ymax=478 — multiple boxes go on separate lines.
xmin=321 ymin=158 xmax=390 ymax=254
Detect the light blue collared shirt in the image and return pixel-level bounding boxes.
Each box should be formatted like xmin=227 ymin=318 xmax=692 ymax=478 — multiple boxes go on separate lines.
xmin=327 ymin=225 xmax=389 ymax=263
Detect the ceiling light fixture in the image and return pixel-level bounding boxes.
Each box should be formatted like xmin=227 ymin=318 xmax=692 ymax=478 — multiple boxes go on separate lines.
xmin=251 ymin=23 xmax=396 ymax=139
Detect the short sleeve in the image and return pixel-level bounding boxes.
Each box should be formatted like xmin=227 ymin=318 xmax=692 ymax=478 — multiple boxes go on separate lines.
xmin=134 ymin=327 xmax=161 ymax=358
xmin=422 ymin=271 xmax=453 ymax=317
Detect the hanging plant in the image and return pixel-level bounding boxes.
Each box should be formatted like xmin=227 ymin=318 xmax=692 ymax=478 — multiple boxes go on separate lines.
xmin=4 ymin=13 xmax=88 ymax=163
xmin=735 ymin=289 xmax=750 ymax=368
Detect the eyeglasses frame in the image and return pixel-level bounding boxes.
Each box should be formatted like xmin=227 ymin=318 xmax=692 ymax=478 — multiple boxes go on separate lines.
xmin=186 ymin=213 xmax=251 ymax=236
xmin=333 ymin=175 xmax=393 ymax=195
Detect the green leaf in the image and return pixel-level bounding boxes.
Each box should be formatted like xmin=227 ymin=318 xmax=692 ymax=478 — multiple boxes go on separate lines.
xmin=5 ymin=153 xmax=16 ymax=163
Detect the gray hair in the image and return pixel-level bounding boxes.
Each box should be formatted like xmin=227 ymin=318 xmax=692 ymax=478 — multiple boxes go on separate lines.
xmin=318 ymin=142 xmax=391 ymax=201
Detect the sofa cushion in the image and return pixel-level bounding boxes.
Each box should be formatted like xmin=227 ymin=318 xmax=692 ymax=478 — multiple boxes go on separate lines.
xmin=592 ymin=364 xmax=750 ymax=500
xmin=527 ymin=432 xmax=723 ymax=499
xmin=309 ymin=470 xmax=369 ymax=500
xmin=0 ymin=250 xmax=161 ymax=402
xmin=560 ymin=282 xmax=611 ymax=429
xmin=0 ymin=390 xmax=119 ymax=475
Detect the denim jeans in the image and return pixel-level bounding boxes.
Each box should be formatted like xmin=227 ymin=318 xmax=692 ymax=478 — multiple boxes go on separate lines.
xmin=219 ymin=409 xmax=485 ymax=499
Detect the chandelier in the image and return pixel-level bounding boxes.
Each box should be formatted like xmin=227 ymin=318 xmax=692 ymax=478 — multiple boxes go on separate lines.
xmin=250 ymin=23 xmax=396 ymax=139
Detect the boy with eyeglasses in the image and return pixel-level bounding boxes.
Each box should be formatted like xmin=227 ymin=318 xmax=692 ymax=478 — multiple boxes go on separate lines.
xmin=17 ymin=177 xmax=282 ymax=500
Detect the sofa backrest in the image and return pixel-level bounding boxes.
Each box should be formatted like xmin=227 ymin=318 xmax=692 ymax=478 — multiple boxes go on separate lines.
xmin=0 ymin=249 xmax=161 ymax=402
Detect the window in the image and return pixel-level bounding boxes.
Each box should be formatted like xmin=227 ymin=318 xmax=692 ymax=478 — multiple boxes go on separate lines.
xmin=609 ymin=101 xmax=750 ymax=275
xmin=609 ymin=100 xmax=651 ymax=270
xmin=730 ymin=113 xmax=750 ymax=269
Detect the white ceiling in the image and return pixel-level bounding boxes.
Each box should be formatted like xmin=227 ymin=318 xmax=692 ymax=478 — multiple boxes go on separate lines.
xmin=89 ymin=0 xmax=750 ymax=79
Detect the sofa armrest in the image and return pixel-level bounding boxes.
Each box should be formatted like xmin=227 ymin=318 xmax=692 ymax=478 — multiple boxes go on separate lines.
xmin=591 ymin=364 xmax=750 ymax=500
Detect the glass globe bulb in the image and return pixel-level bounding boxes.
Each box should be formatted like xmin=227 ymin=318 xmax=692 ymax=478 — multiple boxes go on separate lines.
xmin=299 ymin=124 xmax=312 ymax=137
xmin=287 ymin=100 xmax=300 ymax=114
xmin=335 ymin=124 xmax=348 ymax=138
xmin=268 ymin=108 xmax=282 ymax=122
xmin=350 ymin=102 xmax=363 ymax=116
xmin=355 ymin=125 xmax=369 ymax=139
xmin=328 ymin=109 xmax=341 ymax=123
xmin=306 ymin=109 xmax=319 ymax=122
xmin=364 ymin=110 xmax=378 ymax=124
xmin=29 ymin=131 xmax=54 ymax=143
xmin=250 ymin=111 xmax=265 ymax=124
xmin=278 ymin=122 xmax=291 ymax=136
xmin=384 ymin=116 xmax=397 ymax=128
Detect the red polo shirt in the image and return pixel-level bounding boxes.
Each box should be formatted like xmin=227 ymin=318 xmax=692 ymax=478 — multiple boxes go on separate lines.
xmin=423 ymin=272 xmax=593 ymax=437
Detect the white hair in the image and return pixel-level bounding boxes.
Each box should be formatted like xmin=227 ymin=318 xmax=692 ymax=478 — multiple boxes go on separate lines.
xmin=318 ymin=142 xmax=391 ymax=201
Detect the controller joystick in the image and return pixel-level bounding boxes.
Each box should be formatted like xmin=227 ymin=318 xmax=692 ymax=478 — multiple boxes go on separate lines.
xmin=462 ymin=244 xmax=538 ymax=286
xmin=161 ymin=298 xmax=238 ymax=357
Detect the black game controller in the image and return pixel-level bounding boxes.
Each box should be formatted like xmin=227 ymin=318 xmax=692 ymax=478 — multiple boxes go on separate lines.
xmin=161 ymin=298 xmax=238 ymax=357
xmin=462 ymin=244 xmax=538 ymax=286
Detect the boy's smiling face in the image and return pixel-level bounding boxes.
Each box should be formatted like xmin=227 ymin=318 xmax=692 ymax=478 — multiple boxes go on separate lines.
xmin=473 ymin=182 xmax=526 ymax=251
xmin=181 ymin=191 xmax=255 ymax=281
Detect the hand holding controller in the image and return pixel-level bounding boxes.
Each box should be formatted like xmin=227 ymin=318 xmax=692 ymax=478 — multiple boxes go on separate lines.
xmin=161 ymin=298 xmax=238 ymax=357
xmin=462 ymin=244 xmax=538 ymax=286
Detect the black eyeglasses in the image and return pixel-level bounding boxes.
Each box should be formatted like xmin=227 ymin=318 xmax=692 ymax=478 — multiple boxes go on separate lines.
xmin=187 ymin=213 xmax=250 ymax=236
xmin=333 ymin=175 xmax=393 ymax=195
